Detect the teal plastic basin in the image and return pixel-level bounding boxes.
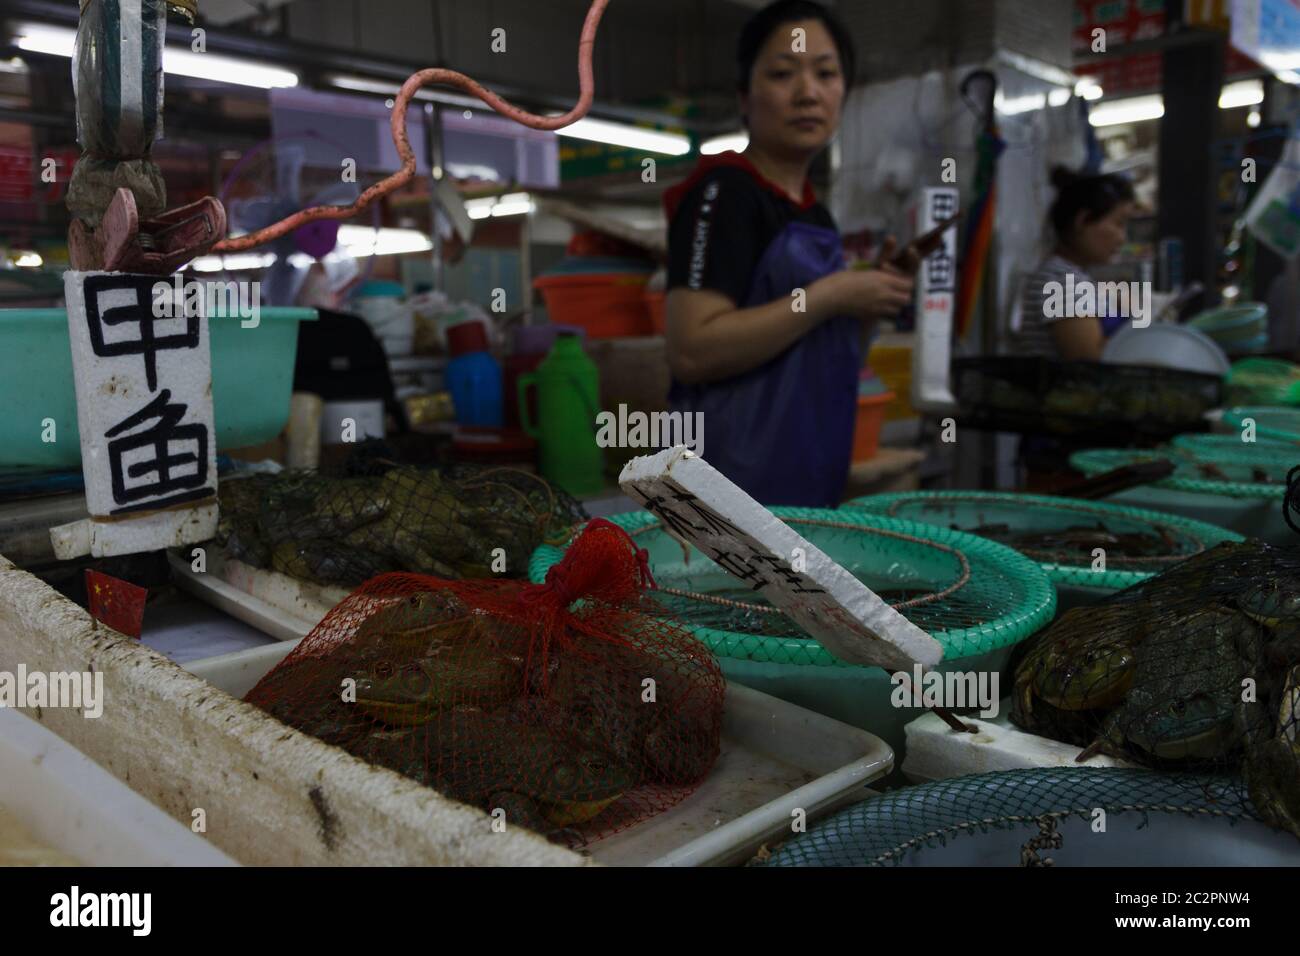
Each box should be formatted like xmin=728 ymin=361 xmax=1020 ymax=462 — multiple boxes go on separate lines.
xmin=0 ymin=307 xmax=317 ymax=467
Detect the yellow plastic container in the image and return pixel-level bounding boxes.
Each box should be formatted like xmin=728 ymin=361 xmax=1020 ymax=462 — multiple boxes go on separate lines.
xmin=867 ymin=344 xmax=915 ymax=421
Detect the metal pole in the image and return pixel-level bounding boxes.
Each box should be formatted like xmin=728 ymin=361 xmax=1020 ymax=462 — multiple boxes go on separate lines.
xmin=425 ymin=101 xmax=446 ymax=293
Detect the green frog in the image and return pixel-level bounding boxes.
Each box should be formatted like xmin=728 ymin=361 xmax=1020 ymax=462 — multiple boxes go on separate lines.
xmin=1237 ymin=584 xmax=1300 ymax=630
xmin=1076 ymin=605 xmax=1258 ymax=763
xmin=1239 ymin=665 xmax=1300 ymax=837
xmin=351 ymin=598 xmax=525 ymax=724
xmin=1014 ymin=604 xmax=1143 ymax=718
xmin=354 ymin=649 xmax=525 ymax=726
xmin=430 ymin=708 xmax=635 ymax=838
xmin=351 ymin=592 xmax=458 ymax=649
xmin=549 ymin=639 xmax=720 ymax=786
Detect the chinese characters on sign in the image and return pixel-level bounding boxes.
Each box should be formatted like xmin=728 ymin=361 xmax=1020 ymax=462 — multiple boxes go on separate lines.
xmin=629 ymin=486 xmax=827 ymax=595
xmin=84 ymin=273 xmax=200 ymax=392
xmin=620 ymin=447 xmax=943 ymax=670
xmin=64 ymin=272 xmax=217 ymax=551
xmin=912 ymin=187 xmax=959 ymax=413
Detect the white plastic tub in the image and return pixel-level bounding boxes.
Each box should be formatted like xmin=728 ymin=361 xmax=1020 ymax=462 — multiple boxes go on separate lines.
xmin=901 ymin=699 xmax=1131 ymax=783
xmin=0 ymin=707 xmax=237 ymax=866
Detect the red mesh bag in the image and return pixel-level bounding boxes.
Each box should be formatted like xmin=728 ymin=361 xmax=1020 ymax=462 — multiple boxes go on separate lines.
xmin=243 ymin=519 xmax=726 ymax=845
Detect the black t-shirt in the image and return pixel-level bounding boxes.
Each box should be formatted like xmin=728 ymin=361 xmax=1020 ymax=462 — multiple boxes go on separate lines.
xmin=666 ymin=164 xmax=837 ymax=306
xmin=661 ymin=156 xmax=860 ymax=507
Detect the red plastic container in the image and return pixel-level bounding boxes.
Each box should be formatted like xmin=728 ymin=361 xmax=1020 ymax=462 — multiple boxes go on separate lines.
xmin=534 ymin=273 xmax=654 ymax=338
xmin=852 ymin=392 xmax=895 ymax=462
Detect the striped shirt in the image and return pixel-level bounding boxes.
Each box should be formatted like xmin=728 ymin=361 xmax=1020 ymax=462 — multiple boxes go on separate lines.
xmin=1009 ymin=255 xmax=1094 ymax=358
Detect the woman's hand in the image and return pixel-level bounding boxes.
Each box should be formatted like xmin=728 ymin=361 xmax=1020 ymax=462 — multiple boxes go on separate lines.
xmin=815 ymin=266 xmax=914 ymax=322
xmin=877 ymin=236 xmax=922 ymax=276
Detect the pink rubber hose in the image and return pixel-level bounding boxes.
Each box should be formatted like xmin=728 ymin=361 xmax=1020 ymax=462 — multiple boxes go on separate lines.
xmin=213 ymin=0 xmax=611 ymax=253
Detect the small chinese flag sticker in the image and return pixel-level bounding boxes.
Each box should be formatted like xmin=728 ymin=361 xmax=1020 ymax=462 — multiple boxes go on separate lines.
xmin=85 ymin=570 xmax=148 ymax=639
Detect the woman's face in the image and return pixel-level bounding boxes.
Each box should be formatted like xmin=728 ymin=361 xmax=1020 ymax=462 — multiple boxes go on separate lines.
xmin=741 ymin=19 xmax=845 ymax=159
xmin=1072 ymin=200 xmax=1134 ymax=266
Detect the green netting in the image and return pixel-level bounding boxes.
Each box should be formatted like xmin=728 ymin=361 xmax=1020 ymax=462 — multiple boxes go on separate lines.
xmin=1224 ymin=406 xmax=1300 ymax=444
xmin=1172 ymin=433 xmax=1297 ymax=456
xmin=1071 ymin=442 xmax=1297 ymax=499
xmin=756 ymin=768 xmax=1293 ymax=867
xmin=843 ymin=491 xmax=1242 ymax=591
xmin=530 ymin=507 xmax=1056 ymax=665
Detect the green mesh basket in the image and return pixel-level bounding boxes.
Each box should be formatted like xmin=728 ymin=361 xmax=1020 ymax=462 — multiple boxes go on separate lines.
xmin=1071 ymin=443 xmax=1297 ymax=500
xmin=530 ymin=507 xmax=1056 ymax=665
xmin=1226 ymin=359 xmax=1300 ymax=407
xmin=843 ymin=491 xmax=1242 ymax=591
xmin=757 ymin=768 xmax=1299 ymax=867
xmin=1171 ymin=433 xmax=1297 ymax=456
xmin=1223 ymin=406 xmax=1300 ymax=444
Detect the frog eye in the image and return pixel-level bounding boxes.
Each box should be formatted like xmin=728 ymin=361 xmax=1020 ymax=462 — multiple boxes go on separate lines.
xmin=551 ymin=763 xmax=576 ymax=787
xmin=401 ymin=663 xmax=432 ymax=695
xmin=374 ymin=660 xmax=395 ymax=679
xmin=1171 ymin=699 xmax=1186 ymax=715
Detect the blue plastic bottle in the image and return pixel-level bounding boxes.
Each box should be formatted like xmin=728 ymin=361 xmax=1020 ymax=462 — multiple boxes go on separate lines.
xmin=445 ymin=320 xmax=504 ymax=427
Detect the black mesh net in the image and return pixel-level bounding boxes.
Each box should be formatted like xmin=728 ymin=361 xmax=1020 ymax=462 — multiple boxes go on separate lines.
xmin=218 ymin=464 xmax=587 ymax=586
xmin=1007 ymin=541 xmax=1300 ymax=838
xmin=756 ymin=768 xmax=1277 ymax=867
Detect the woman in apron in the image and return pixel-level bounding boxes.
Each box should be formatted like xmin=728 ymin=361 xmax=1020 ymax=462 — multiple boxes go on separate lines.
xmin=663 ymin=0 xmax=915 ymax=507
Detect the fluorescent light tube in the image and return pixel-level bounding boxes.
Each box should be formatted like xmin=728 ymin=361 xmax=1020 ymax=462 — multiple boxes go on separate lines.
xmin=337 ymin=226 xmax=433 ymax=256
xmin=1219 ymin=79 xmax=1264 ymax=109
xmin=701 ymin=132 xmax=749 ymax=155
xmin=1075 ymin=79 xmax=1104 ymax=101
xmin=996 ymin=91 xmax=1047 ymax=115
xmin=557 ymin=116 xmax=691 ymax=156
xmin=1089 ymin=95 xmax=1164 ymax=127
xmin=329 ymin=73 xmax=483 ymax=111
xmin=16 ymin=24 xmax=297 ymax=89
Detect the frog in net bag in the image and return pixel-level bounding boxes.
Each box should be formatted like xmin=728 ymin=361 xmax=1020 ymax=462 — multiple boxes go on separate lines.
xmin=245 ymin=520 xmax=726 ymax=845
xmin=1011 ymin=542 xmax=1300 ymax=837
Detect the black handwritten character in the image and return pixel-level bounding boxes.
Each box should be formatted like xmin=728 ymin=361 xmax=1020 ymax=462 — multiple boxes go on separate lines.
xmin=105 ymin=390 xmax=211 ymax=514
xmin=752 ymin=554 xmax=827 ymax=594
xmin=929 ymin=191 xmax=957 ymax=223
xmin=710 ymin=548 xmax=770 ymax=591
xmin=674 ymin=491 xmax=744 ymax=537
xmin=630 ymin=487 xmax=704 ymax=539
xmin=926 ymin=249 xmax=955 ymax=291
xmin=84 ymin=273 xmax=199 ymax=392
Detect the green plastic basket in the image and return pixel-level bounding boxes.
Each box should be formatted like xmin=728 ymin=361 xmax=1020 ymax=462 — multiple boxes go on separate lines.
xmin=1071 ymin=444 xmax=1297 ymax=500
xmin=531 ymin=507 xmax=1057 ymax=665
xmin=1171 ymin=433 xmax=1297 ymax=456
xmin=0 ymin=306 xmax=317 ymax=467
xmin=1226 ymin=358 xmax=1300 ymax=406
xmin=532 ymin=508 xmax=1056 ymax=755
xmin=842 ymin=491 xmax=1242 ymax=592
xmin=1223 ymin=406 xmax=1300 ymax=445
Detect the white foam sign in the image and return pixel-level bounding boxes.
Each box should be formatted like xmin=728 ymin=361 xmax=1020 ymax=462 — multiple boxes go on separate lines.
xmin=58 ymin=271 xmax=217 ymax=557
xmin=619 ymin=446 xmax=943 ymax=671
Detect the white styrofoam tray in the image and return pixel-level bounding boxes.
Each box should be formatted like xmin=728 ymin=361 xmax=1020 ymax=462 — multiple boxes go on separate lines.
xmin=168 ymin=547 xmax=348 ymax=643
xmin=901 ymin=697 xmax=1133 ymax=783
xmin=0 ymin=707 xmax=237 ymax=866
xmin=188 ymin=637 xmax=892 ymax=867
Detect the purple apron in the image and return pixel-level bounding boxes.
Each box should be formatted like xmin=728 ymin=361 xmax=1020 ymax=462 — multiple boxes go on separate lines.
xmin=670 ymin=221 xmax=861 ymax=507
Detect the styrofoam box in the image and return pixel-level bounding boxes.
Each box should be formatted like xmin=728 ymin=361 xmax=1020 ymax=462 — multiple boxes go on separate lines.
xmin=188 ymin=640 xmax=892 ymax=867
xmin=0 ymin=707 xmax=236 ymax=866
xmin=902 ymin=699 xmax=1132 ymax=783
xmin=170 ymin=548 xmax=896 ymax=865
